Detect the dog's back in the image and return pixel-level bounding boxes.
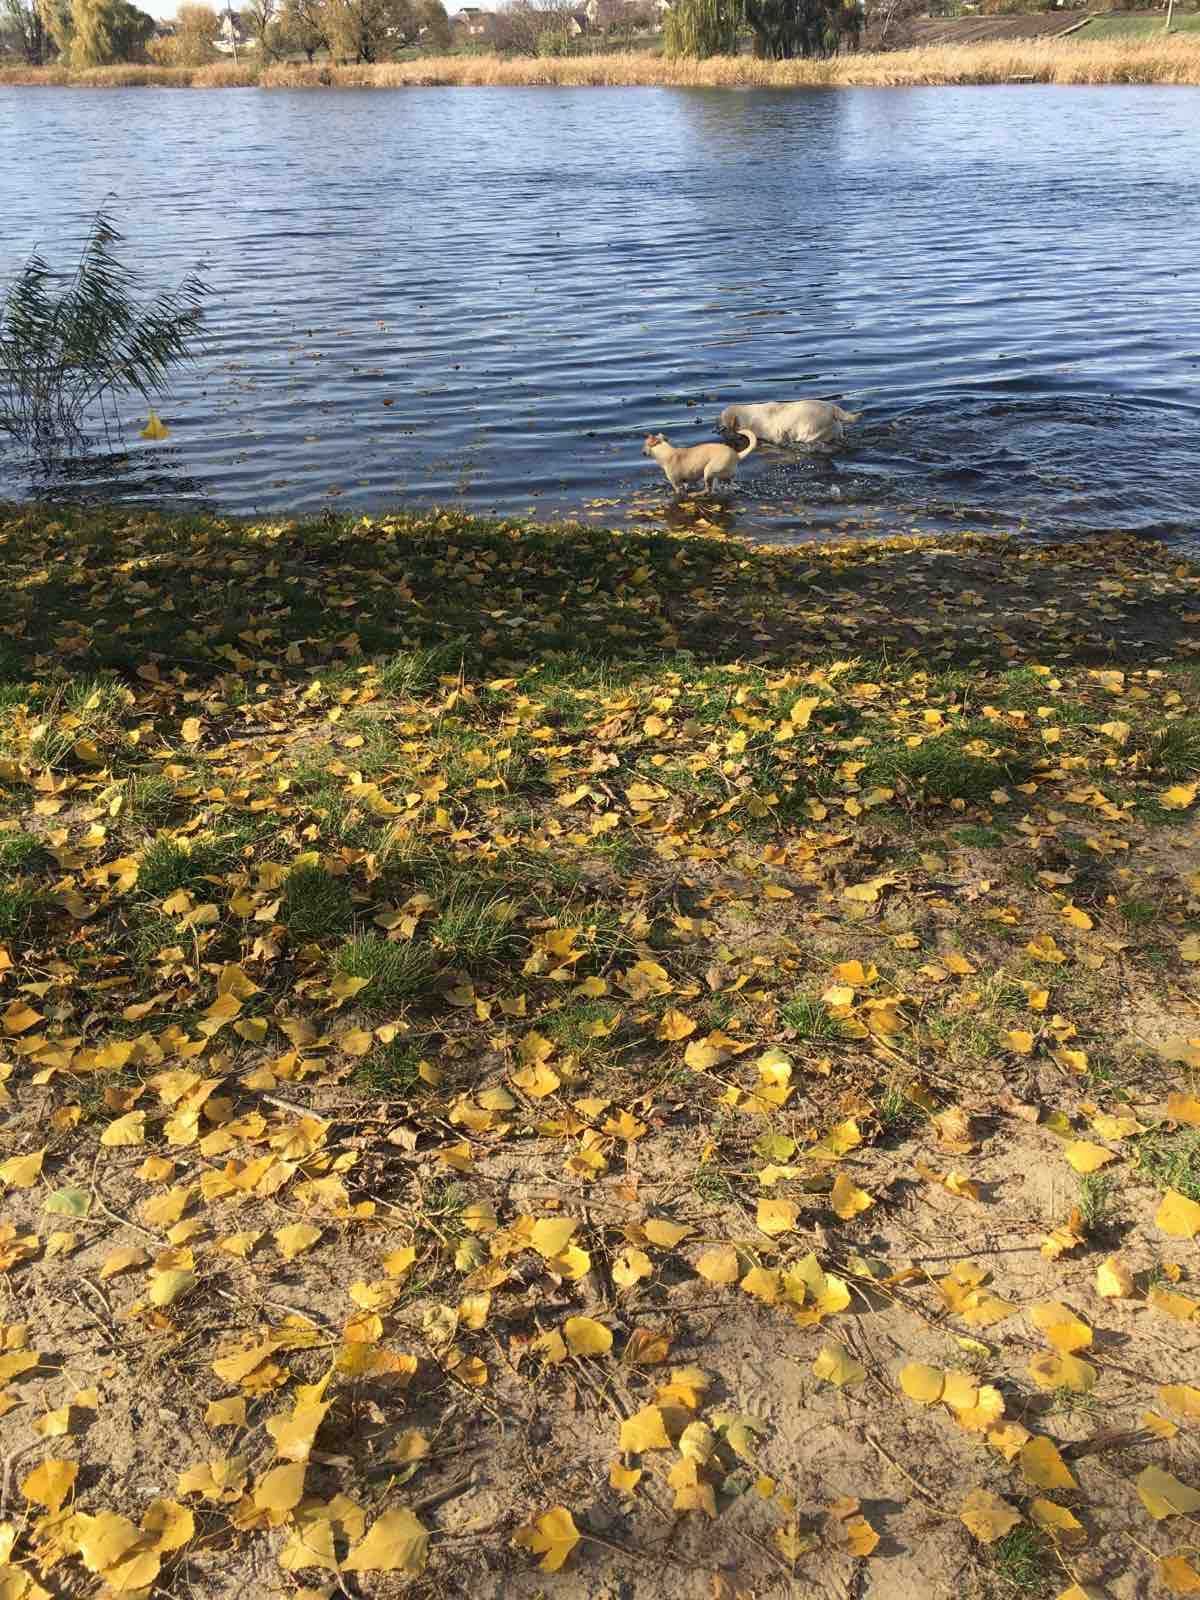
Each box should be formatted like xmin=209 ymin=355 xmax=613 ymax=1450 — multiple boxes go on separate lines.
xmin=721 ymin=399 xmax=859 ymax=446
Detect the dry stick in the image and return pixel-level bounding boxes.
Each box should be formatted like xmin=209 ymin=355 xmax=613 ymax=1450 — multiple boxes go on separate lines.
xmin=863 ymin=1431 xmax=953 ymax=1517
xmin=410 ymin=1468 xmax=478 ymax=1515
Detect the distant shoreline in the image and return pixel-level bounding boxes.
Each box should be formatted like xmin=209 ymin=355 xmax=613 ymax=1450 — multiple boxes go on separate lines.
xmin=2 ymin=37 xmax=1200 ymax=89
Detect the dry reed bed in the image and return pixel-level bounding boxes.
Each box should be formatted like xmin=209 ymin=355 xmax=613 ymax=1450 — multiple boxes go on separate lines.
xmin=2 ymin=36 xmax=1199 ymax=89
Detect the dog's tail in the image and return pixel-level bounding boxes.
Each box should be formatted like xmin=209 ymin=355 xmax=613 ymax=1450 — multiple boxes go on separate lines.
xmin=832 ymin=406 xmax=861 ymax=425
xmin=736 ymin=428 xmax=758 ymax=460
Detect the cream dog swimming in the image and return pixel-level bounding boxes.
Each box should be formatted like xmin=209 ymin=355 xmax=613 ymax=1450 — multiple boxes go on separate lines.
xmin=642 ymin=429 xmax=757 ymax=494
xmin=718 ymin=399 xmax=860 ymax=447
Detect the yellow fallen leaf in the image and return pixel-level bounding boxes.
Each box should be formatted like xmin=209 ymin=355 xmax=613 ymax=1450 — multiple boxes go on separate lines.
xmin=757 ymin=1197 xmax=799 ymax=1236
xmin=1161 ymin=783 xmax=1198 ymax=811
xmin=148 ymin=1267 xmax=197 ymax=1306
xmin=252 ymin=1461 xmax=307 ymax=1515
xmin=642 ymin=1218 xmax=692 ymax=1249
xmin=205 ymin=1397 xmax=247 ymax=1427
xmin=695 ymin=1245 xmax=739 ymax=1285
xmin=1096 ymin=1255 xmax=1134 ymax=1298
xmin=531 ymin=1217 xmax=576 ymax=1258
xmin=100 ymin=1245 xmax=149 ymax=1280
xmin=619 ymin=1405 xmax=672 ymax=1452
xmin=1142 ymin=1411 xmax=1179 ymax=1440
xmin=613 ymin=1247 xmax=652 ymax=1287
xmin=563 ymin=1316 xmax=612 ymax=1357
xmin=610 ymin=1459 xmax=642 ymax=1494
xmin=1137 ymin=1464 xmax=1200 ymax=1520
xmin=20 ymin=1457 xmax=77 ymax=1513
xmin=812 ymin=1341 xmax=865 ymax=1388
xmin=899 ymin=1362 xmax=944 ymax=1405
xmin=831 ymin=1171 xmax=874 ymax=1220
xmin=1160 ymin=1384 xmax=1200 ymax=1419
xmin=1020 ymin=1436 xmax=1077 ymax=1491
xmin=1029 ymin=1498 xmax=1086 ymax=1548
xmin=342 ymin=1506 xmax=430 ymax=1574
xmin=140 ymin=409 xmax=170 ymax=440
xmin=1029 ymin=1301 xmax=1091 ymax=1352
xmin=0 ymin=1149 xmax=44 ymax=1188
xmin=656 ymin=1008 xmax=696 ymax=1041
xmin=180 ymin=716 xmax=203 ymax=744
xmin=100 ymin=1110 xmax=146 ymax=1147
xmin=1157 ymin=1188 xmax=1200 ymax=1239
xmin=274 ymin=1223 xmax=322 ymax=1261
xmin=960 ymin=1487 xmax=1022 ymax=1543
xmin=1160 ymin=1554 xmax=1200 ymax=1594
xmin=1062 ymin=1140 xmax=1116 ymax=1174
xmin=1027 ymin=1351 xmax=1097 ymax=1393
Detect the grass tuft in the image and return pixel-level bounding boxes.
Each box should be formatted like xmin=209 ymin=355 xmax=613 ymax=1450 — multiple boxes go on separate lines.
xmin=334 ymin=935 xmax=438 ymax=1007
xmin=281 ymin=864 xmax=355 ymax=941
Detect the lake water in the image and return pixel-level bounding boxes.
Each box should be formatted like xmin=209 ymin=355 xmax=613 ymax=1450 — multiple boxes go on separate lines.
xmin=2 ymin=83 xmax=1199 ymax=544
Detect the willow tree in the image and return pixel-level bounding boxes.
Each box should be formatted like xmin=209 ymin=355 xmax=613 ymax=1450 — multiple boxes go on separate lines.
xmin=663 ymin=0 xmax=741 ymax=58
xmin=742 ymin=0 xmax=859 ymax=56
xmin=723 ymin=0 xmax=859 ymax=56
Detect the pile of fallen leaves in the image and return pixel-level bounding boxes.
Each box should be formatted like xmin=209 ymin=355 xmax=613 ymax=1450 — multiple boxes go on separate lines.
xmin=1 ymin=504 xmax=1200 ymax=1598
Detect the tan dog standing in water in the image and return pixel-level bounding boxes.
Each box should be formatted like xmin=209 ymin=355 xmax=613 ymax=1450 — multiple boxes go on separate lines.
xmin=642 ymin=428 xmax=757 ymax=494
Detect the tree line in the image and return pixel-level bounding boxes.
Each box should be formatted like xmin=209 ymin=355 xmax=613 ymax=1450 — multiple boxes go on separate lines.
xmin=0 ymin=0 xmax=454 ymax=67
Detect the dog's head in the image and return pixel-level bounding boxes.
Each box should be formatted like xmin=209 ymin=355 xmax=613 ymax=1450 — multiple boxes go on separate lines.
xmin=642 ymin=433 xmax=665 ymax=456
xmin=717 ymin=406 xmax=739 ymax=437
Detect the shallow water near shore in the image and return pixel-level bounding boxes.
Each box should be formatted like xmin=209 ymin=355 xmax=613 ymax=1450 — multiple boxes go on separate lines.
xmin=2 ymin=82 xmax=1199 ymax=545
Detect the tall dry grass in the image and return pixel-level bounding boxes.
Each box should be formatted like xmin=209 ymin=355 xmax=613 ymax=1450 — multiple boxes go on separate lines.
xmin=3 ymin=35 xmax=1199 ymax=89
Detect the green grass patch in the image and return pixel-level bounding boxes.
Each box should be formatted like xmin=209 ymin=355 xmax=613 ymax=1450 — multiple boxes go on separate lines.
xmin=989 ymin=1527 xmax=1053 ymax=1596
xmin=334 ymin=935 xmax=438 ymax=1007
xmin=780 ymin=994 xmax=845 ymax=1040
xmin=1135 ymin=1129 xmax=1200 ymax=1203
xmin=281 ymin=864 xmax=355 ymax=941
xmin=353 ymin=1039 xmax=428 ymax=1096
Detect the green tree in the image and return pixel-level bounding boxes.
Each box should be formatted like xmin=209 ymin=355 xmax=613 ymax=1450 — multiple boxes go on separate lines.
xmin=742 ymin=0 xmax=859 ymax=56
xmin=321 ymin=0 xmax=447 ymax=60
xmin=663 ymin=0 xmax=741 ymax=57
xmin=1 ymin=0 xmax=50 ymax=61
xmin=271 ymin=0 xmax=327 ymax=58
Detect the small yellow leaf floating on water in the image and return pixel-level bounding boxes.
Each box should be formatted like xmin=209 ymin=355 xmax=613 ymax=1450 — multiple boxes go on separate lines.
xmin=1096 ymin=1255 xmax=1134 ymax=1298
xmin=1029 ymin=1498 xmax=1087 ymax=1548
xmin=1160 ymin=1554 xmax=1200 ymax=1594
xmin=812 ymin=1341 xmax=865 ymax=1388
xmin=512 ymin=1505 xmax=581 ymax=1573
xmin=899 ymin=1362 xmax=945 ymax=1405
xmin=563 ymin=1316 xmax=612 ymax=1357
xmin=831 ymin=1171 xmax=874 ymax=1220
xmin=1157 ymin=1188 xmax=1200 ymax=1238
xmin=275 ymin=1223 xmax=322 ymax=1262
xmin=1062 ymin=1140 xmax=1116 ymax=1174
xmin=342 ymin=1507 xmax=430 ymax=1574
xmin=20 ymin=1457 xmax=77 ymax=1513
xmin=619 ymin=1405 xmax=672 ymax=1453
xmin=1137 ymin=1464 xmax=1200 ymax=1521
xmin=140 ymin=409 xmax=170 ymax=441
xmin=1020 ymin=1436 xmax=1077 ymax=1491
xmin=960 ymin=1487 xmax=1022 ymax=1543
